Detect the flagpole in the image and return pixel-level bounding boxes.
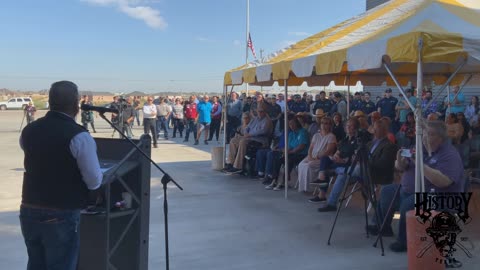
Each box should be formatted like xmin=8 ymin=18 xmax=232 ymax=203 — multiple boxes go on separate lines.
xmin=246 ymin=0 xmax=249 ymax=94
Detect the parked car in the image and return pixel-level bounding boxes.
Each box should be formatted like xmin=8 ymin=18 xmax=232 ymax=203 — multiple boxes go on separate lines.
xmin=0 ymin=97 xmax=33 ymax=110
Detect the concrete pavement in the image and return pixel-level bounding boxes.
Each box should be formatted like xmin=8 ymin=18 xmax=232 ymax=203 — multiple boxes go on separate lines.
xmin=0 ymin=110 xmax=478 ymax=269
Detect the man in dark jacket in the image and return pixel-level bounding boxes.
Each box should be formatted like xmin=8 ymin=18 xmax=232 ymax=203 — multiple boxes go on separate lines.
xmin=19 ymin=81 xmax=103 ymax=270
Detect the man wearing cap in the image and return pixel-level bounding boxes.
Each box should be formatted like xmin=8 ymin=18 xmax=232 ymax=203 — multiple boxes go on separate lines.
xmin=377 ymin=88 xmax=398 ymax=121
xmin=288 ymin=94 xmax=309 ymax=114
xmin=19 ymin=81 xmax=103 ymax=270
xmin=313 ymin=91 xmax=333 ymax=116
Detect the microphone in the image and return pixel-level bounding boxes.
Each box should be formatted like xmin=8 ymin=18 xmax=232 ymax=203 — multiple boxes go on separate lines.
xmin=81 ymin=104 xmax=119 ymax=114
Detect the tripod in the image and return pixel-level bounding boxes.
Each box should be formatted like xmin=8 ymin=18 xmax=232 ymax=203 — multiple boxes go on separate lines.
xmin=327 ymin=142 xmax=386 ymax=255
xmin=99 ymin=112 xmax=183 ymax=270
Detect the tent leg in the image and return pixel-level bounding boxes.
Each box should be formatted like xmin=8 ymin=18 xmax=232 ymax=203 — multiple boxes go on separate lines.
xmin=284 ymin=80 xmax=289 ymax=199
xmin=222 ymin=85 xmax=235 ymax=169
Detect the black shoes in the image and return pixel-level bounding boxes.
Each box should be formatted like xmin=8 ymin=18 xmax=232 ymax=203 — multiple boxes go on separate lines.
xmin=194 ymin=140 xmax=199 ymax=145
xmin=317 ymin=205 xmax=337 ymax=212
xmin=308 ymin=197 xmax=326 ymax=203
xmin=204 ymin=140 xmax=208 ymax=145
xmin=389 ymin=241 xmax=407 ymax=252
xmin=366 ymin=225 xmax=394 ymax=237
xmin=153 ymin=144 xmax=158 ymax=148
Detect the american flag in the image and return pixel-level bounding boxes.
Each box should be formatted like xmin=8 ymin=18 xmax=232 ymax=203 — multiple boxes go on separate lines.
xmin=247 ymin=33 xmax=257 ymax=58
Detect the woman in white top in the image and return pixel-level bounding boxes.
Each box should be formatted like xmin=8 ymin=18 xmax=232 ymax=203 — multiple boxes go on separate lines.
xmin=297 ymin=117 xmax=336 ymax=192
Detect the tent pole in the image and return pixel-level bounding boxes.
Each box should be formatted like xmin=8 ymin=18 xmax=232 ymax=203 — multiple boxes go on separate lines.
xmin=446 ymin=86 xmax=451 ymax=121
xmin=415 ymin=38 xmax=425 ymax=194
xmin=222 ymin=85 xmax=235 ymax=169
xmin=426 ymin=59 xmax=467 ymax=110
xmin=346 ymin=74 xmax=351 ymax=118
xmin=284 ymin=80 xmax=289 ymax=199
xmin=383 ymin=62 xmax=415 ymax=112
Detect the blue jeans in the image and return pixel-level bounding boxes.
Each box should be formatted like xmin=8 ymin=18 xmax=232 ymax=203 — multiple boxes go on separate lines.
xmin=326 ymin=165 xmax=361 ymax=206
xmin=184 ymin=119 xmax=197 ymax=141
xmin=375 ymin=184 xmax=415 ymax=245
xmin=156 ymin=116 xmax=169 ymax=138
xmin=19 ymin=206 xmax=81 ymax=270
xmin=256 ymin=149 xmax=281 ymax=176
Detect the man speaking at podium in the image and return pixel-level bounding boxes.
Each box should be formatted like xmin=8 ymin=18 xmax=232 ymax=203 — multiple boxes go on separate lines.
xmin=19 ymin=81 xmax=103 ymax=270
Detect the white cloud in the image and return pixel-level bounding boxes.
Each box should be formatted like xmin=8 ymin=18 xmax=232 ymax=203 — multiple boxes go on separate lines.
xmin=196 ymin=37 xmax=214 ymax=42
xmin=278 ymin=40 xmax=297 ymax=49
xmin=288 ymin=31 xmax=311 ymax=37
xmin=233 ymin=40 xmax=241 ymax=46
xmin=81 ymin=0 xmax=167 ymax=30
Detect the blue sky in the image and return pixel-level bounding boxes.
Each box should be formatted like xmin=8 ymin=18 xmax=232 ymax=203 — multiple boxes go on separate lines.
xmin=0 ymin=0 xmax=365 ymax=93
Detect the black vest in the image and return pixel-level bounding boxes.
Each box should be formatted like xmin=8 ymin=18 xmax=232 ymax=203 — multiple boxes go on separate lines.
xmin=21 ymin=111 xmax=89 ymax=209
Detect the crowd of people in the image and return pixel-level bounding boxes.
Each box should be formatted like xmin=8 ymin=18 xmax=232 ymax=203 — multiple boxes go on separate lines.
xmin=219 ymin=87 xmax=479 ymax=256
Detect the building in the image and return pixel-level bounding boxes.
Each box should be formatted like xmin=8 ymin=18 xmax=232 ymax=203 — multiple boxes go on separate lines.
xmin=366 ymin=0 xmax=390 ymax=10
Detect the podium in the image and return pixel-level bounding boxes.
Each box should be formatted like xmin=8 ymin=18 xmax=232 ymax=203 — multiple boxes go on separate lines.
xmin=78 ymin=135 xmax=152 ymax=270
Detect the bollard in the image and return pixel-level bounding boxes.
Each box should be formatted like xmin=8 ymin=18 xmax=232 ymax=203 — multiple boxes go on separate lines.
xmin=211 ymin=146 xmax=224 ymax=170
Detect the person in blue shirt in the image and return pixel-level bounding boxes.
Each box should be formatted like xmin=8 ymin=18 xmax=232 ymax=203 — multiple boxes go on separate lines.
xmin=265 ymin=118 xmax=309 ymax=190
xmin=377 ymin=88 xmax=398 ymax=121
xmin=195 ymin=95 xmax=213 ymax=145
xmin=446 ymin=85 xmax=465 ymax=114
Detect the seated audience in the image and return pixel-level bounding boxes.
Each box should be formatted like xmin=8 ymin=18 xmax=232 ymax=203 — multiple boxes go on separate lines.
xmin=445 ymin=113 xmax=464 ymax=144
xmin=332 ymin=112 xmax=346 ymax=142
xmin=368 ymin=121 xmax=464 ymax=252
xmin=224 ymin=108 xmax=272 ymax=174
xmin=309 ymin=118 xmax=360 ymax=204
xmin=297 ymin=117 xmax=336 ymax=192
xmin=265 ymin=118 xmax=309 ymax=190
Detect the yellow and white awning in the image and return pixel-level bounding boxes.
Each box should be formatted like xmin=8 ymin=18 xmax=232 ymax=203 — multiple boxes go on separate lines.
xmin=224 ymin=0 xmax=480 ymax=86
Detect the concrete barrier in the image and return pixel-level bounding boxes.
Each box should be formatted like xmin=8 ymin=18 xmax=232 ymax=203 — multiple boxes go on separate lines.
xmin=211 ymin=146 xmax=224 ymax=170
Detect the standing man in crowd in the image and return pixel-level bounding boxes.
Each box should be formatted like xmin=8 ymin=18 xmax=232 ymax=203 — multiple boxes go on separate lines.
xmin=377 ymin=88 xmax=398 ymax=121
xmin=288 ymin=94 xmax=309 ymax=114
xmin=360 ymin=91 xmax=377 ymax=116
xmin=171 ymin=98 xmax=185 ymax=138
xmin=446 ymin=85 xmax=465 ymax=115
xmin=208 ymin=96 xmax=222 ymax=142
xmin=133 ymin=96 xmax=142 ymax=127
xmin=421 ymin=90 xmax=439 ymax=118
xmin=183 ymin=95 xmax=198 ymax=143
xmin=196 ymin=95 xmax=213 ymax=145
xmin=19 ymin=81 xmax=103 ymax=270
xmin=143 ymin=96 xmax=158 ymax=148
xmin=24 ymin=101 xmax=37 ymax=125
xmin=313 ymin=91 xmax=333 ymax=117
xmin=120 ymin=97 xmax=135 ymax=139
xmin=226 ymin=92 xmax=242 ymax=144
xmin=156 ymin=98 xmax=172 ymax=140
xmin=331 ymin=92 xmax=347 ymax=121
xmin=267 ymin=94 xmax=282 ymax=133
xmin=80 ymin=95 xmax=96 ymax=133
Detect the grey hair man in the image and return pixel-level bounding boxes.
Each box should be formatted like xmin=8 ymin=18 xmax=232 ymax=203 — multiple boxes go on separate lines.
xmin=19 ymin=81 xmax=103 ymax=270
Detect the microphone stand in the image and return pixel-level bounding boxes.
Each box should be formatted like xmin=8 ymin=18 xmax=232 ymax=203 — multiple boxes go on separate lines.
xmin=98 ymin=112 xmax=183 ymax=270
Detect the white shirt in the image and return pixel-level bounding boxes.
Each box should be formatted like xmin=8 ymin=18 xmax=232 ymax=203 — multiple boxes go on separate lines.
xmin=277 ymin=100 xmax=286 ymax=112
xmin=143 ymin=104 xmax=157 ymax=118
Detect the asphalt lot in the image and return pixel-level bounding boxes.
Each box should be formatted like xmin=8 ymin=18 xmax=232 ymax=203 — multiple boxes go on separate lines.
xmin=0 ymin=110 xmax=478 ymax=269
